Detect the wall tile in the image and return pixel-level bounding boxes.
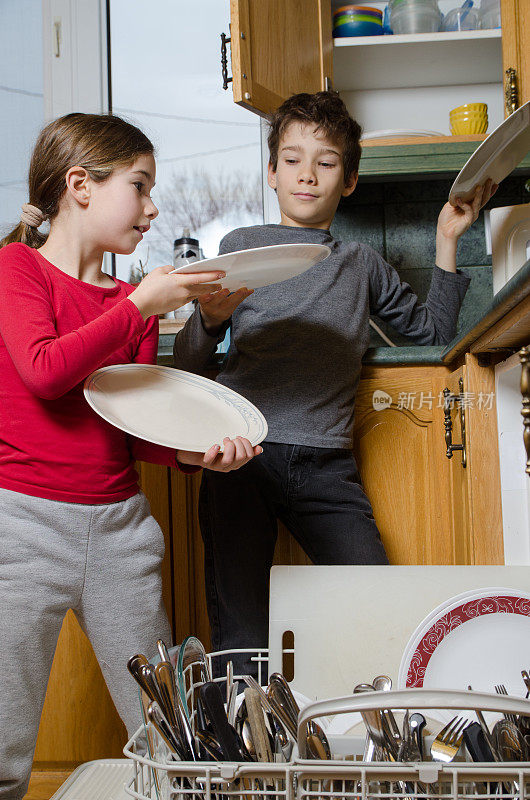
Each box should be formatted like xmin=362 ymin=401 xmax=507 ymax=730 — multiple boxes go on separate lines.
xmin=384 ymin=201 xmax=438 ymax=269
xmin=331 ymin=203 xmax=385 ymax=254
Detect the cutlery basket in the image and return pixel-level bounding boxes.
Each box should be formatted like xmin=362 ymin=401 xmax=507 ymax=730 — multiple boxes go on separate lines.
xmin=123 ymin=648 xmax=530 ymax=800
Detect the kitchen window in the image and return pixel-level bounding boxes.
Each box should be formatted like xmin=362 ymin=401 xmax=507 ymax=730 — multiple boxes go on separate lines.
xmin=108 ymin=0 xmax=264 ymax=283
xmin=0 ymin=1 xmax=44 ymax=240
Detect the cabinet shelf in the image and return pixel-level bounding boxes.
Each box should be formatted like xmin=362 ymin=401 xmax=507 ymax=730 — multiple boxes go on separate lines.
xmin=358 ymin=138 xmax=530 ymax=178
xmin=333 ymin=29 xmax=502 ymax=91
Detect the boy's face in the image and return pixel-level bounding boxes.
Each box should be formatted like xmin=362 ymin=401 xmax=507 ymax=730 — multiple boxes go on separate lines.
xmin=268 ymin=122 xmax=357 ymax=230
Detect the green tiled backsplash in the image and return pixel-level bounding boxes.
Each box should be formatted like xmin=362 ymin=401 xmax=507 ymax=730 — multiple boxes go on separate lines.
xmin=331 ymin=175 xmax=530 ymax=347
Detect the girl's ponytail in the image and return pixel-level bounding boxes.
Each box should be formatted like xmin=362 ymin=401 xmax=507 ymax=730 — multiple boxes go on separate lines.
xmin=0 ymin=112 xmax=154 ymax=251
xmin=0 ymin=221 xmax=47 ymax=250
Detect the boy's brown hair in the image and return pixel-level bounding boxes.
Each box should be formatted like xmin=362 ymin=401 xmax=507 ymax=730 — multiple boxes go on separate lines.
xmin=267 ymin=92 xmax=362 ymax=181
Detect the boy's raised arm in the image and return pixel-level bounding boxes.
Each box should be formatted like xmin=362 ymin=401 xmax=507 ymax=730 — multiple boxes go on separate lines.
xmin=369 ymin=255 xmax=470 ymax=346
xmin=369 ymin=181 xmax=496 ymax=347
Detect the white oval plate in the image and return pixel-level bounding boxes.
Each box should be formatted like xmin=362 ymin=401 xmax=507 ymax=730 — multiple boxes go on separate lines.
xmin=84 ymin=364 xmax=268 ymax=453
xmin=449 ymin=101 xmax=530 ymax=205
xmin=170 ymin=242 xmax=331 ymax=292
xmin=361 ymin=129 xmax=444 ymax=140
xmin=397 ymin=587 xmax=530 ymax=723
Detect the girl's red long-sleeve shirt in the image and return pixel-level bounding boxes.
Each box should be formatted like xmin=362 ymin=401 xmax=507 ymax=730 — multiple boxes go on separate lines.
xmin=0 ymin=243 xmax=195 ymax=504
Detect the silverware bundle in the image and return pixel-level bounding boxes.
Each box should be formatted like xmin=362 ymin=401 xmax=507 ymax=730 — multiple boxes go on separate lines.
xmin=128 ymin=642 xmax=530 ymax=767
xmin=351 ymin=673 xmax=530 ymax=766
xmin=127 ymin=639 xmax=330 ymax=764
xmin=127 ymin=641 xmax=198 ymax=761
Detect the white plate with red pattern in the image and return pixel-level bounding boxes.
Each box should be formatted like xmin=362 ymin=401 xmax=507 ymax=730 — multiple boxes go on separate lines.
xmin=397 ymin=587 xmax=530 ymax=723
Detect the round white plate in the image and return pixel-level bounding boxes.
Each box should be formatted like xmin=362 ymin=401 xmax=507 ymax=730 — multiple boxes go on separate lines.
xmin=449 ymin=101 xmax=530 ymax=205
xmin=361 ymin=129 xmax=444 ymax=140
xmin=170 ymin=242 xmax=331 ymax=292
xmin=397 ymin=587 xmax=530 ymax=723
xmin=84 ymin=364 xmax=268 ymax=453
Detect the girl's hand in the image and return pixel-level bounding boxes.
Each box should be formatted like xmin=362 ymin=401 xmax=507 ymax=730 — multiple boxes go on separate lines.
xmin=129 ymin=265 xmax=226 ymax=320
xmin=177 ymin=436 xmax=262 ymax=472
xmin=437 ymin=179 xmax=498 ymax=241
xmin=199 ymin=287 xmax=254 ymax=334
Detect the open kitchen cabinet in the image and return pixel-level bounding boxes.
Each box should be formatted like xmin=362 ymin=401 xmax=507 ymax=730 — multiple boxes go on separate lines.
xmin=228 ymin=0 xmax=529 ymax=148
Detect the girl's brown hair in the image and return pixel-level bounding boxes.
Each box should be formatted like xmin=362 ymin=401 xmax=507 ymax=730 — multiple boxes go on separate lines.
xmin=268 ymin=92 xmax=362 ymax=181
xmin=1 ymin=113 xmax=154 ymax=249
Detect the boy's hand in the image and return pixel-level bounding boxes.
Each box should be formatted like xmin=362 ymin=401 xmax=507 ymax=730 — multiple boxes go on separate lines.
xmin=129 ymin=265 xmax=226 ymax=320
xmin=177 ymin=436 xmax=262 ymax=472
xmin=438 ymin=179 xmax=498 ymax=241
xmin=199 ymin=287 xmax=254 ymax=334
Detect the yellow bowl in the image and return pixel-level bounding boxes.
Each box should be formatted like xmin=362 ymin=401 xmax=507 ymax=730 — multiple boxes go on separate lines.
xmin=450 ymin=118 xmax=488 ymax=135
xmin=450 ymin=114 xmax=488 ymax=124
xmin=450 ymin=103 xmax=488 ymax=115
xmin=450 ymin=110 xmax=488 ymax=119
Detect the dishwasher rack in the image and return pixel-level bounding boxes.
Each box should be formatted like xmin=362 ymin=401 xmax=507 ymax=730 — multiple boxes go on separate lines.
xmin=123 ymin=648 xmax=530 ymax=800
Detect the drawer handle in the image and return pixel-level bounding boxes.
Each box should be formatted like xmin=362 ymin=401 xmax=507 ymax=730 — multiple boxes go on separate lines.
xmin=443 ymin=377 xmax=467 ymax=468
xmin=220 ymin=32 xmax=232 ymax=90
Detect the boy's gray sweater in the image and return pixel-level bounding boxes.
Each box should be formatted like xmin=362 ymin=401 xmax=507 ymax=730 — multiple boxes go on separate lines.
xmin=173 ymin=224 xmax=470 ymax=448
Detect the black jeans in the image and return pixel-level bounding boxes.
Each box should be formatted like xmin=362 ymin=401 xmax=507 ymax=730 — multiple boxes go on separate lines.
xmin=199 ymin=442 xmax=388 ymax=677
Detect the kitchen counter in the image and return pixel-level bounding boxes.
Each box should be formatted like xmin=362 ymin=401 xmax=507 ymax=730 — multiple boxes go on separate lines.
xmin=157 ymin=259 xmax=530 ymax=368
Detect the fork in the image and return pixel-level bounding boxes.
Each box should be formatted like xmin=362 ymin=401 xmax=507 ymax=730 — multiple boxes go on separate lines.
xmin=495 ymin=684 xmax=518 ymax=723
xmin=430 ymin=716 xmax=467 ymax=762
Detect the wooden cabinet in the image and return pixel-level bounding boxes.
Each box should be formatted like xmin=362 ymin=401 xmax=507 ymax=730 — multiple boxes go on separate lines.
xmin=229 ymin=0 xmax=529 ymax=140
xmin=229 ymin=0 xmax=332 ymax=116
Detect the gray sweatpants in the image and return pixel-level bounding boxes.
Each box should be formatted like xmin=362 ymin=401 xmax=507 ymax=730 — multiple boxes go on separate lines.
xmin=0 ymin=486 xmax=172 ymax=800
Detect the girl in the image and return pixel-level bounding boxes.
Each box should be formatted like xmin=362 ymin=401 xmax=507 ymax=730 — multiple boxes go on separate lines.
xmin=0 ymin=113 xmax=261 ymax=800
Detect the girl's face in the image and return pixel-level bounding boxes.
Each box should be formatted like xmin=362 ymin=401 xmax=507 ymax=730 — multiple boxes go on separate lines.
xmin=87 ymin=153 xmax=158 ymax=255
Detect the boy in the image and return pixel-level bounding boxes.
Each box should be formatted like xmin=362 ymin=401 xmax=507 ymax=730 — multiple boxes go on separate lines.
xmin=174 ymin=92 xmax=495 ymax=675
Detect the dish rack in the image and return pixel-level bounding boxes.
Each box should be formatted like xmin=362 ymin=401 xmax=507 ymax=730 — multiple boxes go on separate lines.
xmin=123 ymin=649 xmax=530 ymax=800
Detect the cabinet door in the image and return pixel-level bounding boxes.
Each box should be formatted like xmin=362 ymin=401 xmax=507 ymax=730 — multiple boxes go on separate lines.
xmin=229 ymin=0 xmax=332 ymax=116
xmin=461 ymin=354 xmax=504 ymax=563
xmin=437 ymin=364 xmax=472 ymax=565
xmin=501 ymin=0 xmax=530 ymax=111
xmin=435 ymin=356 xmax=504 ymax=565
xmin=352 ymin=365 xmax=458 ymax=565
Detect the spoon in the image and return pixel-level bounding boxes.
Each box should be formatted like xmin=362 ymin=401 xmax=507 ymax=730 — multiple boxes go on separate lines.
xmin=147 ymin=701 xmax=184 ymax=758
xmin=353 ymin=683 xmax=388 ymax=759
xmin=372 ymin=675 xmax=403 ymax=755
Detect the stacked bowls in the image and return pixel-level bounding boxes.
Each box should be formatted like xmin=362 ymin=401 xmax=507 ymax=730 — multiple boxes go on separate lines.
xmin=333 ymin=4 xmax=384 ymax=36
xmin=449 ymin=103 xmax=488 ymax=135
xmin=388 ymin=0 xmax=442 ymax=33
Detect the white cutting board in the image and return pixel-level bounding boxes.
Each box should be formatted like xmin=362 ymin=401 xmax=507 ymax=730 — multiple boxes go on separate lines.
xmin=490 ymin=203 xmax=530 ymax=294
xmin=268 ymin=565 xmax=530 ymax=700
